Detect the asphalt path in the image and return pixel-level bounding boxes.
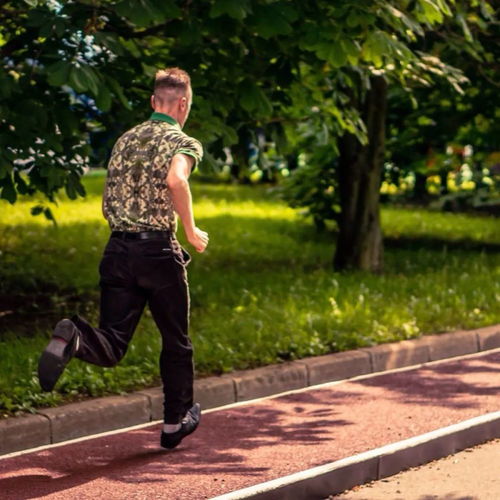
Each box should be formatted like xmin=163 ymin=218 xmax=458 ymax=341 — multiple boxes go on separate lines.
xmin=1 ymin=351 xmax=499 ymax=499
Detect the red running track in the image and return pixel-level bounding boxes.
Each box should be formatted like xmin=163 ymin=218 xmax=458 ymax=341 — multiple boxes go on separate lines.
xmin=1 ymin=351 xmax=499 ymax=499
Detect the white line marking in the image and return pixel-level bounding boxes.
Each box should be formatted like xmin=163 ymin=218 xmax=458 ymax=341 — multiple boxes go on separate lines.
xmin=1 ymin=347 xmax=498 ymax=460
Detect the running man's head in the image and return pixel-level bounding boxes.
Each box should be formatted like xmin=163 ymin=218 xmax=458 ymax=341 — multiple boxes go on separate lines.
xmin=151 ymin=67 xmax=192 ymax=128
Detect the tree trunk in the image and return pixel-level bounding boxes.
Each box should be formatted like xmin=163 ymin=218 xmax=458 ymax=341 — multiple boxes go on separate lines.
xmin=412 ymin=171 xmax=428 ymax=201
xmin=333 ymin=76 xmax=387 ymax=273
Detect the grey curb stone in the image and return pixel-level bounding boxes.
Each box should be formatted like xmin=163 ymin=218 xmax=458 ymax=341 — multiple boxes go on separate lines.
xmin=298 ymin=350 xmax=371 ymax=386
xmin=233 ymin=362 xmax=308 ymax=402
xmin=378 ymin=414 xmax=500 ymax=478
xmin=136 ymin=387 xmax=163 ymax=421
xmin=0 ymin=414 xmax=50 ymax=455
xmin=37 ymin=393 xmax=150 ymax=443
xmin=360 ymin=338 xmax=430 ymax=372
xmin=194 ymin=375 xmax=236 ymax=409
xmin=475 ymin=324 xmax=500 ymax=351
xmin=1 ymin=324 xmax=499 ymax=456
xmin=137 ymin=376 xmax=237 ymax=421
xmin=425 ymin=329 xmax=479 ymax=361
xmin=247 ymin=456 xmax=380 ymax=500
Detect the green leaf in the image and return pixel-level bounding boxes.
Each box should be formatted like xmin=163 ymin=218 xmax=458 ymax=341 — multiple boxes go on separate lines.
xmin=385 ymin=5 xmax=424 ymax=36
xmin=417 ymin=116 xmax=436 ymax=126
xmin=69 ymin=65 xmax=100 ymax=96
xmin=362 ymin=32 xmax=392 ymax=67
xmin=316 ymin=42 xmax=347 ymax=68
xmin=46 ymin=166 xmax=61 ymax=191
xmin=219 ymin=124 xmax=238 ymax=147
xmin=210 ymin=0 xmax=251 ymax=20
xmin=68 ymin=172 xmax=86 ymax=198
xmin=31 ymin=205 xmax=44 ymax=216
xmin=239 ymin=80 xmax=272 ymax=116
xmin=46 ymin=61 xmax=72 ymax=87
xmin=14 ymin=171 xmax=30 ymax=195
xmin=115 ymin=0 xmax=167 ymax=27
xmin=54 ymin=19 xmax=66 ymax=37
xmin=341 ymin=39 xmax=360 ymax=65
xmin=0 ymin=159 xmax=13 ymax=180
xmin=54 ymin=107 xmax=79 ymax=135
xmin=65 ymin=179 xmax=77 ymax=199
xmin=120 ymin=39 xmax=141 ymax=58
xmin=39 ymin=22 xmax=54 ymax=38
xmin=436 ymin=0 xmax=452 ymax=17
xmin=79 ymin=65 xmax=101 ymax=97
xmin=346 ymin=11 xmax=362 ymax=28
xmin=95 ymin=85 xmax=112 ymax=112
xmin=479 ymin=0 xmax=494 ymax=20
xmin=0 ymin=175 xmax=17 ymax=204
xmin=44 ymin=207 xmax=57 ymax=226
xmin=75 ymin=180 xmax=86 ymax=197
xmin=156 ymin=0 xmax=182 ymax=18
xmin=456 ymin=13 xmax=473 ymax=42
xmin=417 ymin=0 xmax=444 ymax=24
xmin=68 ymin=65 xmax=89 ymax=93
xmin=114 ymin=0 xmax=144 ymax=25
xmin=94 ymin=33 xmax=126 ymax=56
xmin=252 ymin=3 xmax=297 ymax=38
xmin=107 ymin=77 xmax=132 ymax=110
xmin=26 ymin=9 xmax=51 ymax=28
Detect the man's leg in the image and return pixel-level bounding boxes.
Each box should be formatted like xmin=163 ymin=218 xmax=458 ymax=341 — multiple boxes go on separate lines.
xmin=38 ymin=238 xmax=147 ymax=390
xmin=74 ymin=240 xmax=147 ymax=366
xmin=73 ymin=282 xmax=147 ymax=367
xmin=149 ymin=277 xmax=194 ymax=424
xmin=141 ymin=242 xmax=194 ymax=425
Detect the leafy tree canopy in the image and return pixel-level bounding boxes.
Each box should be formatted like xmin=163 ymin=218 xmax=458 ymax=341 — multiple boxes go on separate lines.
xmin=0 ymin=0 xmax=495 ymax=215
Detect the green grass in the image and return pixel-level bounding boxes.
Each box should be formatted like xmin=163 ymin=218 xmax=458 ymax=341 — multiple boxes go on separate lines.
xmin=1 ymin=170 xmax=499 ymax=416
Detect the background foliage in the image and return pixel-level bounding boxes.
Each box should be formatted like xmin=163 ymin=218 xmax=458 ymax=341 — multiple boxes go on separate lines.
xmin=1 ymin=173 xmax=498 ymax=415
xmin=2 ymin=1 xmax=497 ymax=204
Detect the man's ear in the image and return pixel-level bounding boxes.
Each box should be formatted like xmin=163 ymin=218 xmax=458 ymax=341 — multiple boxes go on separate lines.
xmin=150 ymin=95 xmax=155 ymax=110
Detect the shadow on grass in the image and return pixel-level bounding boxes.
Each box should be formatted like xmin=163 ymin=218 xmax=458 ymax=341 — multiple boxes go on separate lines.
xmin=1 ymin=214 xmax=498 ymax=337
xmin=383 ymin=234 xmax=500 ymax=254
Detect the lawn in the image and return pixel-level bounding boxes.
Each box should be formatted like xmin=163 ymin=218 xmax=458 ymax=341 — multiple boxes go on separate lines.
xmin=0 ymin=170 xmax=499 ymax=416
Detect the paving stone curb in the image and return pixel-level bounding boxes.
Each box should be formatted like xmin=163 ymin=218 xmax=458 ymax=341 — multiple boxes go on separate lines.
xmin=1 ymin=323 xmax=498 ymax=456
xmin=211 ymin=411 xmax=500 ymax=499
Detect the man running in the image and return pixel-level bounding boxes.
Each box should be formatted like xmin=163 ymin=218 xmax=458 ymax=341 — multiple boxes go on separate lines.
xmin=38 ymin=67 xmax=208 ymax=449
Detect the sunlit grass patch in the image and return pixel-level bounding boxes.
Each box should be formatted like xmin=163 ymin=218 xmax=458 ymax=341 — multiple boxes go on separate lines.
xmin=0 ymin=170 xmax=499 ymax=415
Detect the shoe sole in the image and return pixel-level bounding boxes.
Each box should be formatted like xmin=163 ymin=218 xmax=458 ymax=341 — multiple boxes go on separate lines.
xmin=38 ymin=320 xmax=77 ymax=392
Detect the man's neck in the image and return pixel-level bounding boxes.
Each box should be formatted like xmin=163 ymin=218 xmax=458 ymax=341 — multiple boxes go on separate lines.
xmin=153 ymin=108 xmax=182 ymax=127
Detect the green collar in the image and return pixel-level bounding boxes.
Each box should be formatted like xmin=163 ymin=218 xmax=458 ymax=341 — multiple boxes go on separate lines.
xmin=149 ymin=111 xmax=179 ymax=126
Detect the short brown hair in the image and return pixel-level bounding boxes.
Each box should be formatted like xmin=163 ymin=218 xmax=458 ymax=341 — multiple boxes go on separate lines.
xmin=154 ymin=67 xmax=191 ymax=93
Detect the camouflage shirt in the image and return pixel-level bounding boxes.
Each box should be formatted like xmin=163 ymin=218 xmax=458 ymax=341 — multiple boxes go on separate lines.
xmin=103 ymin=112 xmax=203 ymax=233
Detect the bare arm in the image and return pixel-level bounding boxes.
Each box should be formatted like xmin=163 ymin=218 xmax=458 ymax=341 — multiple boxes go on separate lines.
xmin=167 ymin=153 xmax=209 ymax=252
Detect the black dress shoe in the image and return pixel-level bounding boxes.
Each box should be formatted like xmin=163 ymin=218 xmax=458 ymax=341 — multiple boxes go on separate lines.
xmin=38 ymin=319 xmax=80 ymax=392
xmin=161 ymin=403 xmax=201 ymax=449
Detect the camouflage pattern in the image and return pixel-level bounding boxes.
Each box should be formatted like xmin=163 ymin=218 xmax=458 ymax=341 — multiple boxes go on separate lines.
xmin=103 ymin=113 xmax=203 ymax=232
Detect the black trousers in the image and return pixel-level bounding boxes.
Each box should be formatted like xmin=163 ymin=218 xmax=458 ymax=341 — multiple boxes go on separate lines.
xmin=71 ymin=233 xmax=193 ymax=424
